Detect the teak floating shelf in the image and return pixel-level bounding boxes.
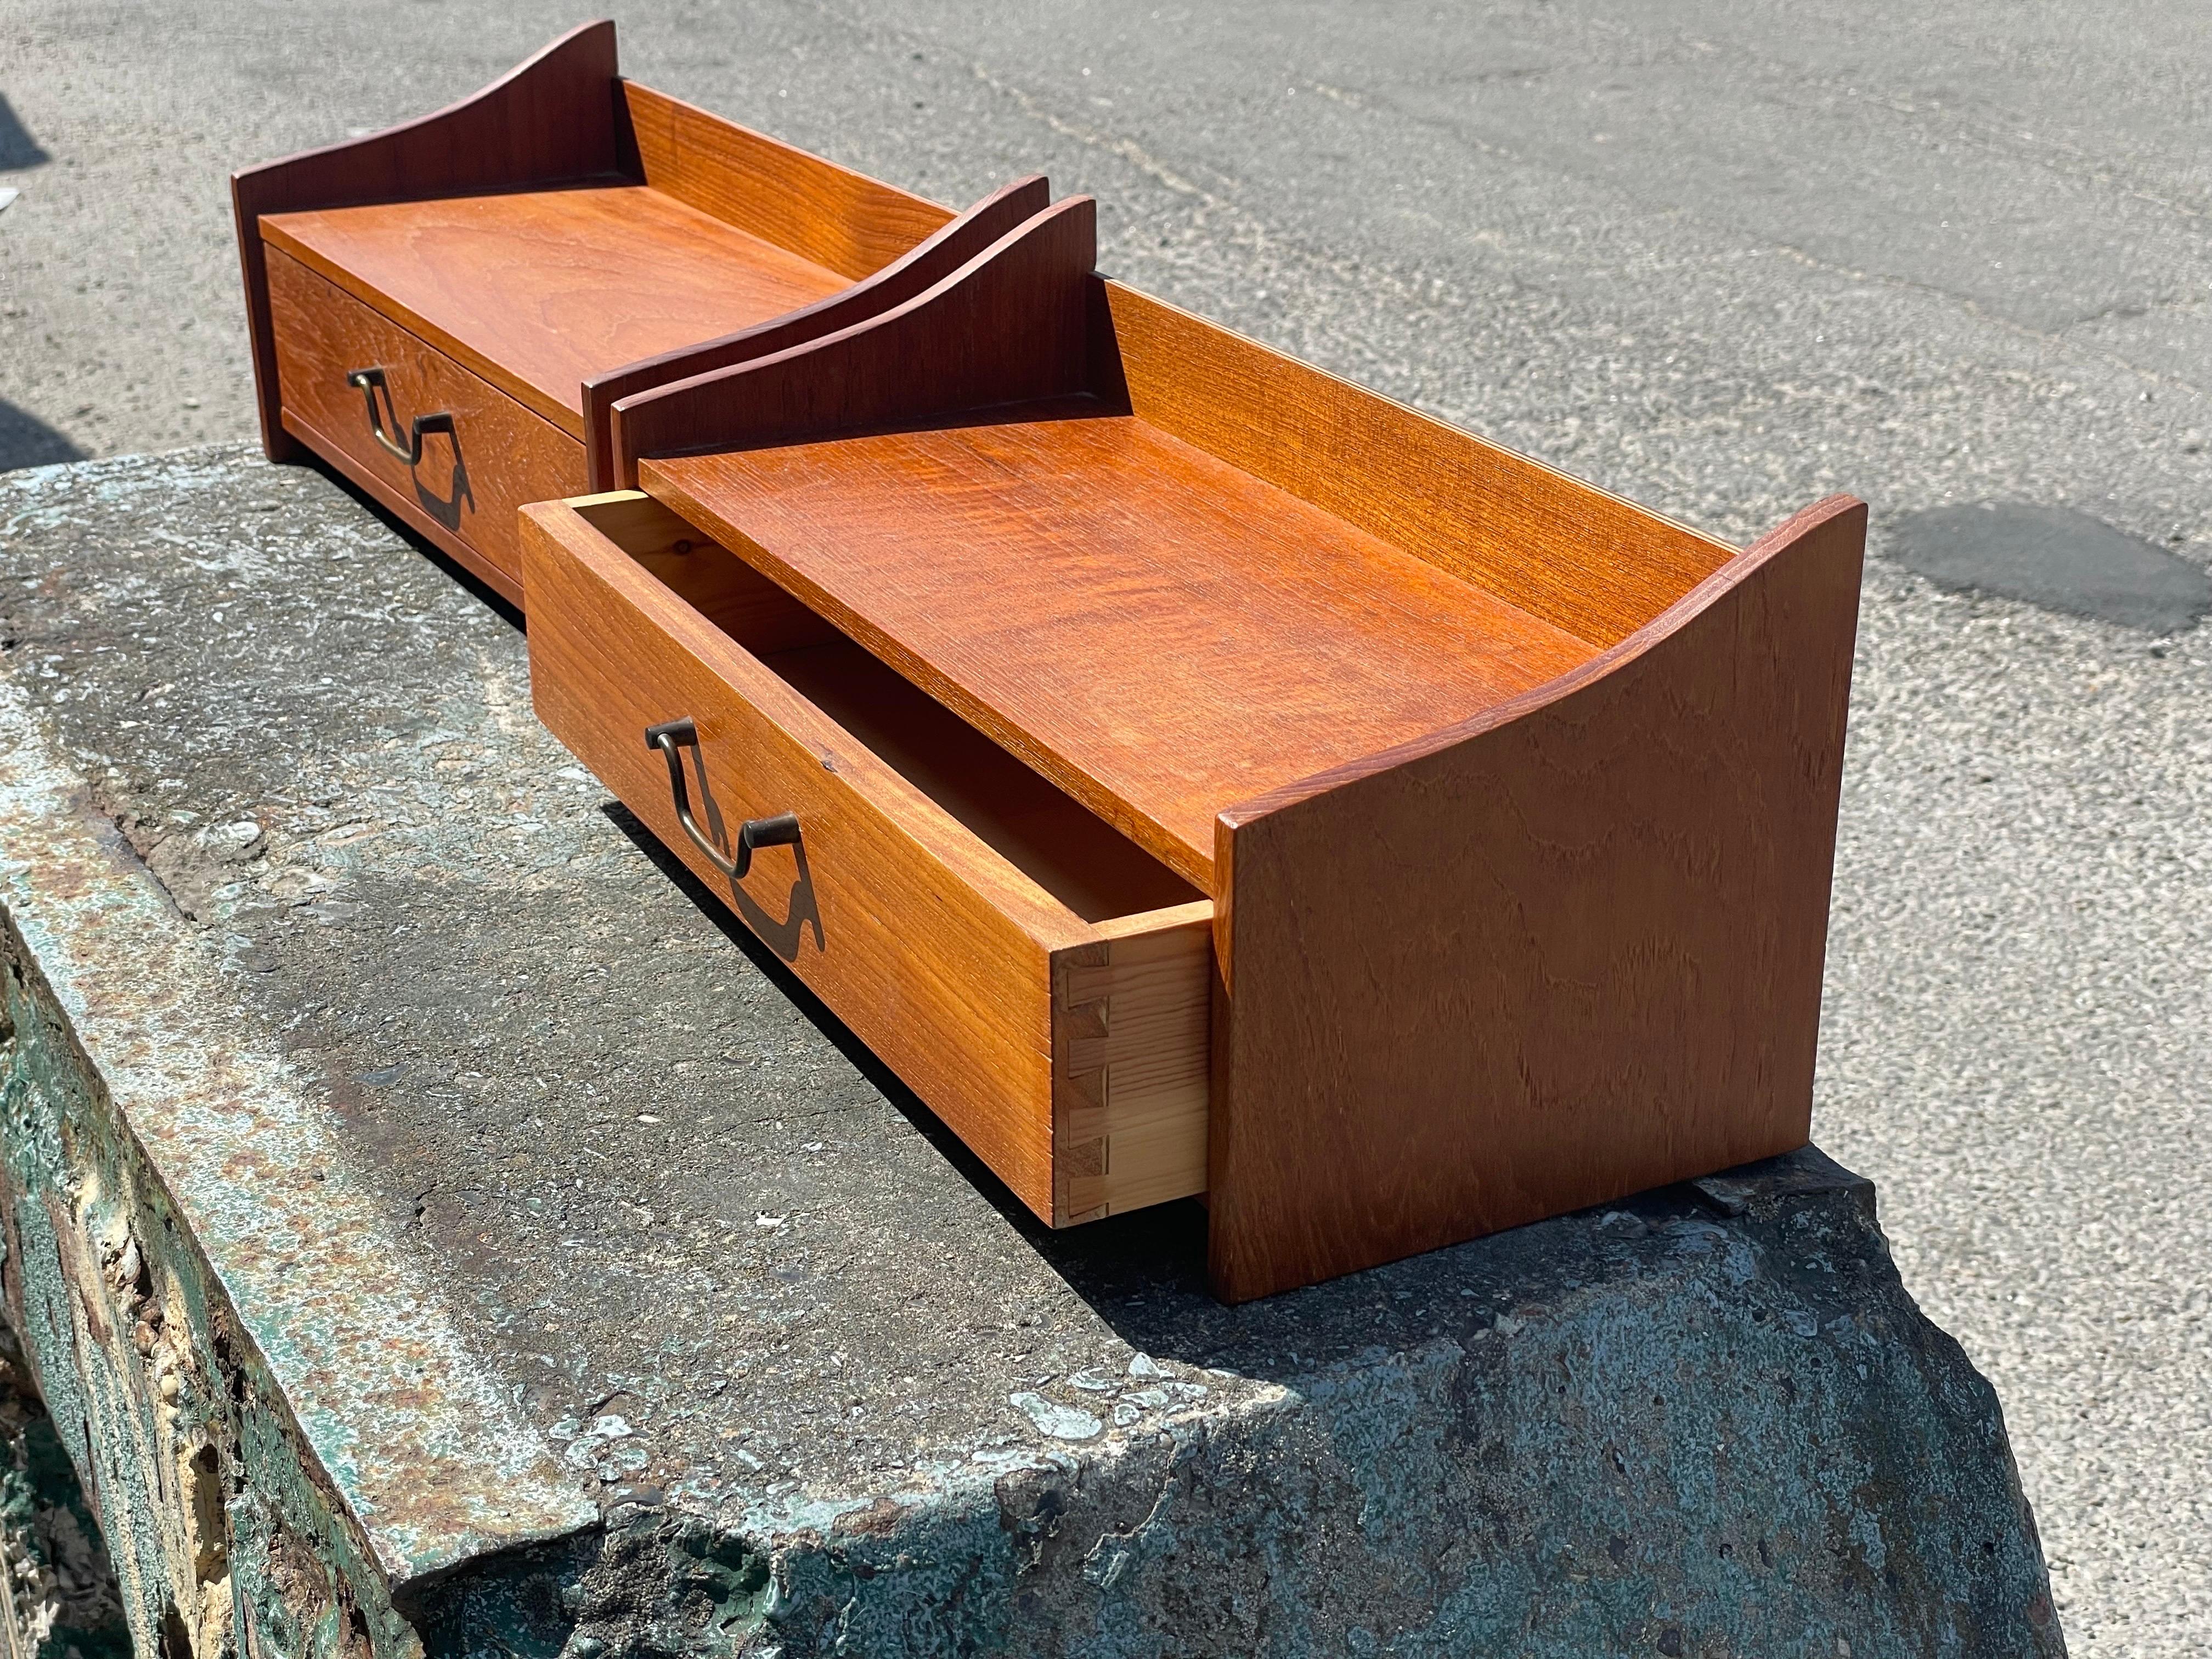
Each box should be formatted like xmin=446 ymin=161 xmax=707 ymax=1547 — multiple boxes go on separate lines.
xmin=231 ymin=20 xmax=1049 ymax=604
xmin=520 ymin=193 xmax=1867 ymax=1301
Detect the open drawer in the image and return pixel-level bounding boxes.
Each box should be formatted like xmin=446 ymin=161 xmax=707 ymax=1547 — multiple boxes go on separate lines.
xmin=521 ymin=492 xmax=1213 ymax=1225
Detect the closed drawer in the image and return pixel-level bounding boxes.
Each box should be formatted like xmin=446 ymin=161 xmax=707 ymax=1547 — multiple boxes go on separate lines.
xmin=520 ymin=492 xmax=1214 ymax=1224
xmin=266 ymin=245 xmax=582 ymax=588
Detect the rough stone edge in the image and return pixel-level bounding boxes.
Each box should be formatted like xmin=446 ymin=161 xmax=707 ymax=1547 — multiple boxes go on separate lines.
xmin=0 ymin=673 xmax=595 ymax=1588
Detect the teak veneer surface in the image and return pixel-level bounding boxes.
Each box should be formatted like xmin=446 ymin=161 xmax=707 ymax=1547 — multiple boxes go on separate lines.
xmin=262 ymin=185 xmax=851 ymax=437
xmin=1101 ymin=284 xmax=1736 ymax=651
xmin=620 ymin=81 xmax=950 ymax=283
xmin=642 ymin=408 xmax=1595 ymax=890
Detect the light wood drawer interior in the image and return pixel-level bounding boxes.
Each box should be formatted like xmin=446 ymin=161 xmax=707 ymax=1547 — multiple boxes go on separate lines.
xmin=521 ymin=492 xmax=1212 ymax=1224
xmin=266 ymin=245 xmax=583 ymax=584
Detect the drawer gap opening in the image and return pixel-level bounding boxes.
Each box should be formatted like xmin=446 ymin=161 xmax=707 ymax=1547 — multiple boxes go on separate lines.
xmin=591 ymin=495 xmax=1205 ymax=927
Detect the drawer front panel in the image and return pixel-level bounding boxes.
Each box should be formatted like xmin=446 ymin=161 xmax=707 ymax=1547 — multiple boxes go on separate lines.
xmin=521 ymin=498 xmax=1086 ymax=1218
xmin=266 ymin=245 xmax=582 ymax=585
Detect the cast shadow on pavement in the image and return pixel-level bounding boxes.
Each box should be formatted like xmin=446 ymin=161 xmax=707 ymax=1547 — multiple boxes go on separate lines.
xmin=0 ymin=402 xmax=84 ymax=473
xmin=0 ymin=95 xmax=51 ymax=171
xmin=2 ymin=100 xmax=66 ymax=475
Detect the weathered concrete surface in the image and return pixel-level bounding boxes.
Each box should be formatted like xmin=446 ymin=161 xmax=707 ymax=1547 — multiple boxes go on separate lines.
xmin=0 ymin=447 xmax=2061 ymax=1656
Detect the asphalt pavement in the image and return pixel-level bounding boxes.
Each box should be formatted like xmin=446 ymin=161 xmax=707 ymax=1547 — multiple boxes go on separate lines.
xmin=3 ymin=2 xmax=2208 ymax=1650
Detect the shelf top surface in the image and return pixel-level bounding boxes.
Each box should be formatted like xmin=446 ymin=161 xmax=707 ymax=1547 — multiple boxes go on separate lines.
xmin=263 ymin=184 xmax=850 ymax=429
xmin=643 ymin=404 xmax=1596 ymax=888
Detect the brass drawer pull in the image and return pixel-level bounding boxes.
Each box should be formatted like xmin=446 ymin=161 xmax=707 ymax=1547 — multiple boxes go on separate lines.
xmin=644 ymin=718 xmax=801 ymax=879
xmin=345 ymin=366 xmax=456 ymax=466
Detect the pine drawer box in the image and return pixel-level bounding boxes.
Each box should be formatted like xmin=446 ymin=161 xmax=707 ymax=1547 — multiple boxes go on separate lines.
xmin=522 ymin=197 xmax=1868 ymax=1302
xmin=231 ymin=20 xmax=1047 ymax=606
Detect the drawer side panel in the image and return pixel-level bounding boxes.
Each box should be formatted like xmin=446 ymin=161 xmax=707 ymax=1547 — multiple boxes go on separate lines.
xmin=1052 ymin=915 xmax=1212 ymax=1223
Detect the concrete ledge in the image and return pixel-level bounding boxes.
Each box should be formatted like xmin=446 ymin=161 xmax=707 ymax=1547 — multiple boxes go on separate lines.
xmin=0 ymin=450 xmax=2062 ymax=1657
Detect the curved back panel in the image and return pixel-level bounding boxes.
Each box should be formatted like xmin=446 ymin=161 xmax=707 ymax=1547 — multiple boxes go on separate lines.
xmin=584 ymin=175 xmax=1053 ymax=490
xmin=612 ymin=194 xmax=1098 ymax=479
xmin=1099 ymin=283 xmax=1734 ymax=649
xmin=230 ymin=20 xmax=625 ymax=460
xmin=620 ymin=82 xmax=950 ymax=280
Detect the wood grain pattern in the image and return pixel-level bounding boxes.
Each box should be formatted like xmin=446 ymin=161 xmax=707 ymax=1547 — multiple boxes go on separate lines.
xmin=766 ymin=642 xmax=1203 ymax=923
xmin=232 ymin=19 xmax=623 ymax=461
xmin=524 ymin=496 xmax=1070 ymax=1215
xmin=267 ymin=246 xmax=579 ymax=595
xmin=620 ymin=81 xmax=950 ymax=279
xmin=264 ymin=187 xmax=850 ymax=438
xmin=611 ymin=194 xmax=1098 ymax=481
xmin=1204 ymin=495 xmax=1866 ymax=1301
xmin=522 ymin=492 xmax=1213 ymax=1224
xmin=603 ymin=488 xmax=1200 ymax=921
xmin=582 ymin=175 xmax=1051 ymax=490
xmin=616 ymin=244 xmax=1729 ymax=662
xmin=1100 ymin=282 xmax=1735 ymax=650
xmin=646 ymin=409 xmax=1592 ymax=891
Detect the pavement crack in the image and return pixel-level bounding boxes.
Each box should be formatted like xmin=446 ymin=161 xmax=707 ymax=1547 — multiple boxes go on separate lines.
xmin=1763 ymin=239 xmax=2209 ymax=400
xmin=966 ymin=59 xmax=1221 ymax=206
xmin=1833 ymin=83 xmax=2212 ymax=227
xmin=81 ymin=778 xmax=198 ymax=922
